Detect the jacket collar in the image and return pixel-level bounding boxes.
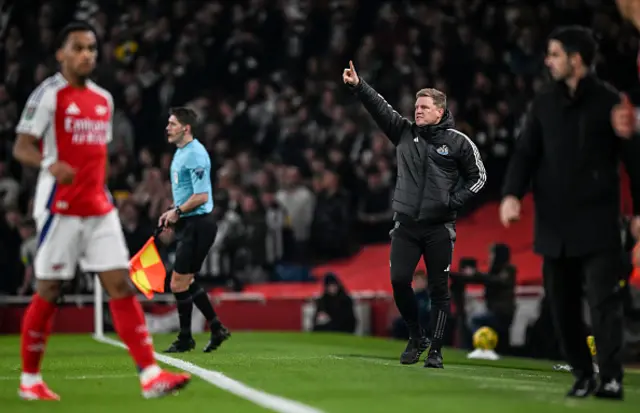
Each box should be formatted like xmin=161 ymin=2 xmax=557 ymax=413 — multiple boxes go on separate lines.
xmin=416 ymin=109 xmax=455 ymax=140
xmin=556 ymin=73 xmax=597 ymax=102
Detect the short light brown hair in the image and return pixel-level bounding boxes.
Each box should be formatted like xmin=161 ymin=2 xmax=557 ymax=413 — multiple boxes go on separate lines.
xmin=415 ymin=88 xmax=447 ymax=109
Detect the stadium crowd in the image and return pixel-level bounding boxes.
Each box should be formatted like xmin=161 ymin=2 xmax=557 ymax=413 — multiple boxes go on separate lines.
xmin=0 ymin=0 xmax=638 ymax=296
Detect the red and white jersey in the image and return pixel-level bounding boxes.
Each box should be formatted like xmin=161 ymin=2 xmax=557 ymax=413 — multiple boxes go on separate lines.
xmin=16 ymin=73 xmax=114 ymax=218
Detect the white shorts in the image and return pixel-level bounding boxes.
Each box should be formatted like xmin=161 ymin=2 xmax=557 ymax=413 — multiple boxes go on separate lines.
xmin=35 ymin=209 xmax=130 ymax=280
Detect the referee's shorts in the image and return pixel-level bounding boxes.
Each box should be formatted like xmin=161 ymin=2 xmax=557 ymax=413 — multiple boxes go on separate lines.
xmin=173 ymin=213 xmax=217 ymax=275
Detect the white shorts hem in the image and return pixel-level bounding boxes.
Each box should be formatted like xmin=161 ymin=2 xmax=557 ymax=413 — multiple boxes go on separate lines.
xmin=83 ymin=264 xmax=129 ymax=273
xmin=35 ymin=273 xmax=76 ymax=281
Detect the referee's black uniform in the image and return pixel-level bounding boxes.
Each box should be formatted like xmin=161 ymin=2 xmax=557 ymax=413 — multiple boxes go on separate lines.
xmin=502 ymin=27 xmax=640 ymax=399
xmin=349 ymin=80 xmax=486 ymax=367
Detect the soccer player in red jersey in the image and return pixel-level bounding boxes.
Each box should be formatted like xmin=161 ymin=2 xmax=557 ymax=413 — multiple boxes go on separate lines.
xmin=12 ymin=21 xmax=191 ymax=401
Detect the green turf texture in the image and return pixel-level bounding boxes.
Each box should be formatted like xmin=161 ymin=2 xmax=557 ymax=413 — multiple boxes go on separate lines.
xmin=0 ymin=332 xmax=638 ymax=412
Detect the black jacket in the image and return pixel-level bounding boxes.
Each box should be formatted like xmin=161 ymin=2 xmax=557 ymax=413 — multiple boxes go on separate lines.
xmin=502 ymin=74 xmax=640 ymax=258
xmin=351 ymin=80 xmax=486 ymax=223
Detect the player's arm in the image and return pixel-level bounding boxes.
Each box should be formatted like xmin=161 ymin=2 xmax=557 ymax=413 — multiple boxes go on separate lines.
xmin=178 ymin=193 xmax=209 ymax=214
xmin=177 ymin=155 xmax=210 ymax=214
xmin=449 ymin=133 xmax=487 ymax=210
xmin=13 ymin=134 xmax=44 ymax=168
xmin=501 ymin=99 xmax=543 ymax=199
xmin=14 ymin=87 xmax=75 ymax=183
xmin=344 ymin=61 xmax=410 ymax=145
xmin=13 ymin=88 xmax=53 ymax=168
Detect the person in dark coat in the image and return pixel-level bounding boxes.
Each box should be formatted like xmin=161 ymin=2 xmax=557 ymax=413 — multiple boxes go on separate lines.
xmin=312 ymin=273 xmax=356 ymax=334
xmin=500 ymin=26 xmax=640 ymax=400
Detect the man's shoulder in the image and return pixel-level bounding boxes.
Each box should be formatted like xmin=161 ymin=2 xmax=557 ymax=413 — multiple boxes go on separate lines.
xmin=185 ymin=140 xmax=211 ymax=163
xmin=27 ymin=74 xmax=68 ymax=105
xmin=86 ymin=80 xmax=114 ymax=103
xmin=445 ymin=128 xmax=475 ymax=150
xmin=593 ymin=79 xmax=620 ymax=104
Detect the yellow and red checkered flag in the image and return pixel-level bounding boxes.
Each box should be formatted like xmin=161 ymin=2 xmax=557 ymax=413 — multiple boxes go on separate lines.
xmin=129 ymin=230 xmax=166 ymax=299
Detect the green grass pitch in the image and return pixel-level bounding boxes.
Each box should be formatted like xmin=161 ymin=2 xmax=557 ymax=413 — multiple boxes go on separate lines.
xmin=0 ymin=332 xmax=638 ymax=412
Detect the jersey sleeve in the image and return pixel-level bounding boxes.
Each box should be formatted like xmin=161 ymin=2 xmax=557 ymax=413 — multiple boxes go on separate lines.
xmin=16 ymin=86 xmax=56 ymax=139
xmin=185 ymin=152 xmax=211 ymax=194
xmin=106 ymin=92 xmax=114 ymax=143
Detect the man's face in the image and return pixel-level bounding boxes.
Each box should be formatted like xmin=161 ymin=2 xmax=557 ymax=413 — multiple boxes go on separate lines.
xmin=415 ymin=96 xmax=443 ymax=126
xmin=57 ymin=31 xmax=98 ymax=78
xmin=545 ymin=40 xmax=574 ymax=81
xmin=166 ymin=114 xmax=187 ymax=144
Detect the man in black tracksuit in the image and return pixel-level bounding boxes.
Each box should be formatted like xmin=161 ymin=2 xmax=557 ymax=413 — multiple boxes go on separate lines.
xmin=343 ymin=61 xmax=487 ymax=368
xmin=500 ymin=26 xmax=640 ymax=400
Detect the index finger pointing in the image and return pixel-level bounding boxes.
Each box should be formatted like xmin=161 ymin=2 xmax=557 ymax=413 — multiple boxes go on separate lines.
xmin=349 ymin=60 xmax=355 ymax=72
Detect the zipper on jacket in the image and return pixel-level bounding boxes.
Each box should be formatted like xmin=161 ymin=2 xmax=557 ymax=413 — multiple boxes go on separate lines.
xmin=417 ymin=140 xmax=430 ymax=219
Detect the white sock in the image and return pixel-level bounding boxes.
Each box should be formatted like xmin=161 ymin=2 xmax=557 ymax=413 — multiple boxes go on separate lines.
xmin=139 ymin=365 xmax=161 ymax=385
xmin=21 ymin=372 xmax=43 ymax=387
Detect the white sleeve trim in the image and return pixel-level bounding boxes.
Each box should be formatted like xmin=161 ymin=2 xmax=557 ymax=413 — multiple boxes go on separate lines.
xmin=447 ymin=128 xmax=487 ymax=193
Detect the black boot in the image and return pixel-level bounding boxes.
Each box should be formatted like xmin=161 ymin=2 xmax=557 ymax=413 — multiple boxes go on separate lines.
xmin=203 ymin=324 xmax=231 ymax=353
xmin=164 ymin=336 xmax=196 ymax=353
xmin=566 ymin=374 xmax=596 ymax=398
xmin=594 ymin=378 xmax=623 ymax=400
xmin=423 ymin=348 xmax=444 ymax=369
xmin=400 ymin=331 xmax=430 ymax=365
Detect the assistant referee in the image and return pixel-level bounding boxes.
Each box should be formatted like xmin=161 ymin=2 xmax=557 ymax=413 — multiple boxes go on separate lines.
xmin=159 ymin=107 xmax=230 ymax=353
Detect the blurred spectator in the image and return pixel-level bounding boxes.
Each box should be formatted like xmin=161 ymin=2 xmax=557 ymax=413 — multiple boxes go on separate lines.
xmin=450 ymin=244 xmax=516 ymax=352
xmin=0 ymin=161 xmax=19 ymax=209
xmin=466 ymin=244 xmax=517 ymax=347
xmin=310 ymin=169 xmax=351 ymax=260
xmin=201 ymin=189 xmax=245 ymax=289
xmin=276 ymin=166 xmax=315 ymax=263
xmin=356 ymin=167 xmax=393 ymax=244
xmin=312 ymin=272 xmax=356 ymax=334
xmin=120 ymin=199 xmax=154 ymax=258
xmin=236 ymin=190 xmax=269 ymax=284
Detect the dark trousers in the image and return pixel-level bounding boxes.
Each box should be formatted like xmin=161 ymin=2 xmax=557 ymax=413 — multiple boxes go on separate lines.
xmin=543 ymin=250 xmax=624 ymax=381
xmin=389 ymin=220 xmax=455 ymax=348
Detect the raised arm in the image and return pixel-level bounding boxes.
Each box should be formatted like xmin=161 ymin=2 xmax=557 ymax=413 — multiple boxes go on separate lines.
xmin=343 ymin=60 xmax=410 ymax=145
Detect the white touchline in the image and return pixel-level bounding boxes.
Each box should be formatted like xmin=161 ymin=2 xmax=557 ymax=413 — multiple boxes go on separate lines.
xmin=93 ymin=334 xmax=324 ymax=413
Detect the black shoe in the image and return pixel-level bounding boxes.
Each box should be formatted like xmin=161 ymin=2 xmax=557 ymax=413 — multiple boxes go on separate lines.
xmin=423 ymin=348 xmax=444 ymax=368
xmin=594 ymin=378 xmax=624 ymax=400
xmin=164 ymin=336 xmax=196 ymax=353
xmin=400 ymin=334 xmax=430 ymax=365
xmin=566 ymin=375 xmax=596 ymax=398
xmin=203 ymin=325 xmax=231 ymax=353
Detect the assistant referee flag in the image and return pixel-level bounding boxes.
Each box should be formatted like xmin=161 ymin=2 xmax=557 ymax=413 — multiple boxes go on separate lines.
xmin=129 ymin=234 xmax=166 ymax=299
